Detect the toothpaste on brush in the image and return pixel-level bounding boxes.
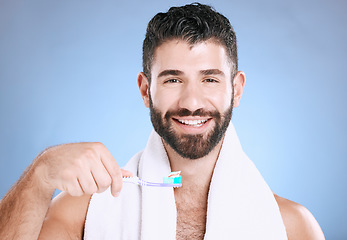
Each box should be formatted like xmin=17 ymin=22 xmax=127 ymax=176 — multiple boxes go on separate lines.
xmin=163 ymin=171 xmax=182 ymax=184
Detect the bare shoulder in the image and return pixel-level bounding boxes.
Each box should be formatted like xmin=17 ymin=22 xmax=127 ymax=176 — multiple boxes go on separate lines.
xmin=39 ymin=192 xmax=92 ymax=239
xmin=274 ymin=194 xmax=325 ymax=240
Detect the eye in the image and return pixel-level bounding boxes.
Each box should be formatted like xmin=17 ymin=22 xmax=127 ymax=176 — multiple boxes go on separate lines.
xmin=164 ymin=78 xmax=181 ymax=83
xmin=203 ymin=78 xmax=218 ymax=83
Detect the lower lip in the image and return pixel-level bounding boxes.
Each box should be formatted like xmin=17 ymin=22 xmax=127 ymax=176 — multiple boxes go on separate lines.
xmin=172 ymin=118 xmax=212 ymax=134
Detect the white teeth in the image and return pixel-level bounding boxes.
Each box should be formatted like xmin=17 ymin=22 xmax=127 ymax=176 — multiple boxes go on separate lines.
xmin=178 ymin=119 xmax=207 ymax=127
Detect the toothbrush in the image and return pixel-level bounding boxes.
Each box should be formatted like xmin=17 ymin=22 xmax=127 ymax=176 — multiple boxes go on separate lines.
xmin=123 ymin=171 xmax=182 ymax=188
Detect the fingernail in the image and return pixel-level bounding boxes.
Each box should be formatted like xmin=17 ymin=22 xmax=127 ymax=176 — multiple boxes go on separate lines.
xmin=114 ymin=192 xmax=120 ymax=197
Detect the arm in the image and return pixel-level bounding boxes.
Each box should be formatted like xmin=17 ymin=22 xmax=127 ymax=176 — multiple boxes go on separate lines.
xmin=0 ymin=160 xmax=54 ymax=239
xmin=38 ymin=192 xmax=92 ymax=239
xmin=275 ymin=194 xmax=325 ymax=240
xmin=0 ymin=142 xmax=125 ymax=239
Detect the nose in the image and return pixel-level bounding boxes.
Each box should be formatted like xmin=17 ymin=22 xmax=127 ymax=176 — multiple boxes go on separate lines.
xmin=178 ymin=82 xmax=205 ymax=112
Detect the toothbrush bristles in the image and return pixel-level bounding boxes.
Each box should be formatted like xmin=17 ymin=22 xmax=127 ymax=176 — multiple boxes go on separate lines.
xmin=122 ymin=176 xmax=182 ymax=188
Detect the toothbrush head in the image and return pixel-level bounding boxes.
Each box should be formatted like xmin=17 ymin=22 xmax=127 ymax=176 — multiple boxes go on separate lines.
xmin=163 ymin=171 xmax=182 ymax=185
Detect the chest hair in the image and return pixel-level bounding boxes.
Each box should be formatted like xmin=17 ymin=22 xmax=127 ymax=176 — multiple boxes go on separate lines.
xmin=175 ymin=188 xmax=208 ymax=240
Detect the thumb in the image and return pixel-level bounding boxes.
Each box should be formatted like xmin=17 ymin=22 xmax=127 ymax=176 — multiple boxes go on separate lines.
xmin=110 ymin=169 xmax=133 ymax=197
xmin=120 ymin=169 xmax=134 ymax=178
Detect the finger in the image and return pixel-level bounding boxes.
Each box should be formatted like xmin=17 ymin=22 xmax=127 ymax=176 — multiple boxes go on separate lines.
xmin=99 ymin=148 xmax=122 ymax=197
xmin=90 ymin=163 xmax=112 ymax=193
xmin=77 ymin=172 xmax=98 ymax=195
xmin=65 ymin=178 xmax=84 ymax=197
xmin=121 ymin=169 xmax=134 ymax=178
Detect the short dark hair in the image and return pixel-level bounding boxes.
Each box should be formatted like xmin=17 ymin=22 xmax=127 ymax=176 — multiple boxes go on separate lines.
xmin=142 ymin=3 xmax=238 ymax=83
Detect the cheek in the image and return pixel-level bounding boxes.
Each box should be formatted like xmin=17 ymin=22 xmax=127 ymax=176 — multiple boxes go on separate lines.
xmin=210 ymin=94 xmax=232 ymax=112
xmin=150 ymin=86 xmax=178 ymax=110
xmin=206 ymin=85 xmax=233 ymax=111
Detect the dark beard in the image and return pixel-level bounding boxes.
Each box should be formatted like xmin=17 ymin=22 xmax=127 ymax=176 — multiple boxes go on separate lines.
xmin=149 ymin=96 xmax=233 ymax=159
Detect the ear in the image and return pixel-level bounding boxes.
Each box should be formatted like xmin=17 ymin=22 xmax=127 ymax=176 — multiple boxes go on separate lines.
xmin=137 ymin=72 xmax=150 ymax=108
xmin=233 ymin=71 xmax=246 ymax=108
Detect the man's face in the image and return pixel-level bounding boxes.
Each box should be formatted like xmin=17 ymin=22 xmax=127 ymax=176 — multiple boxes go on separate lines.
xmin=148 ymin=40 xmax=234 ymax=159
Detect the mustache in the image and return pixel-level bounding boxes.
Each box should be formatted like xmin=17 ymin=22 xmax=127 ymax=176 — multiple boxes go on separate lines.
xmin=164 ymin=108 xmax=221 ymax=120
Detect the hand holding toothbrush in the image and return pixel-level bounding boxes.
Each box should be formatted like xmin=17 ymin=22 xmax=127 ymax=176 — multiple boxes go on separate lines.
xmin=0 ymin=141 xmax=129 ymax=240
xmin=33 ymin=142 xmax=129 ymax=197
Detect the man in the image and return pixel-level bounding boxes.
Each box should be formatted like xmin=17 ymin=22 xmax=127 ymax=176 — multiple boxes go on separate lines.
xmin=0 ymin=3 xmax=324 ymax=239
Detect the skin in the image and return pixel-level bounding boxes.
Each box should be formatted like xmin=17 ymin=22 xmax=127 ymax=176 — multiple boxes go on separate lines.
xmin=0 ymin=39 xmax=325 ymax=239
xmin=0 ymin=143 xmax=131 ymax=239
xmin=139 ymin=39 xmax=238 ymax=238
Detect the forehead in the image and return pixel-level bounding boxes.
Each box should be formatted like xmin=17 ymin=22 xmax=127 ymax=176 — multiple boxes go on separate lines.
xmin=151 ymin=39 xmax=232 ymax=78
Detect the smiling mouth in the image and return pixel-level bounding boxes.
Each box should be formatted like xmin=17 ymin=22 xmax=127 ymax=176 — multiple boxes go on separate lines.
xmin=174 ymin=119 xmax=209 ymax=127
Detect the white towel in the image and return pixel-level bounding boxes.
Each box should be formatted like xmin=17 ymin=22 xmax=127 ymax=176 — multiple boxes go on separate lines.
xmin=84 ymin=123 xmax=288 ymax=239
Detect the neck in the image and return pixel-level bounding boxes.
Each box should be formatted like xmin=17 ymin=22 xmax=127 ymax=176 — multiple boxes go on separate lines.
xmin=163 ymin=136 xmax=224 ymax=191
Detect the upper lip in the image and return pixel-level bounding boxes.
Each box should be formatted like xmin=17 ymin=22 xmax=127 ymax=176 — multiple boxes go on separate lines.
xmin=173 ymin=117 xmax=210 ymax=121
xmin=173 ymin=117 xmax=211 ymax=125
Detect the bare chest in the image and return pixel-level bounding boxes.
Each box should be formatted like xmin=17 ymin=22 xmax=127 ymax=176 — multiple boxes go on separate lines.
xmin=175 ymin=195 xmax=207 ymax=240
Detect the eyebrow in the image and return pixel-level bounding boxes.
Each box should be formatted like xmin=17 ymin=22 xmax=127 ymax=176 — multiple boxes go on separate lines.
xmin=157 ymin=69 xmax=225 ymax=78
xmin=157 ymin=70 xmax=184 ymax=78
xmin=200 ymin=69 xmax=225 ymax=76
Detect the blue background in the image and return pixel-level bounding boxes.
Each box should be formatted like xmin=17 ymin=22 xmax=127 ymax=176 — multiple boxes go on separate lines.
xmin=0 ymin=0 xmax=346 ymax=238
